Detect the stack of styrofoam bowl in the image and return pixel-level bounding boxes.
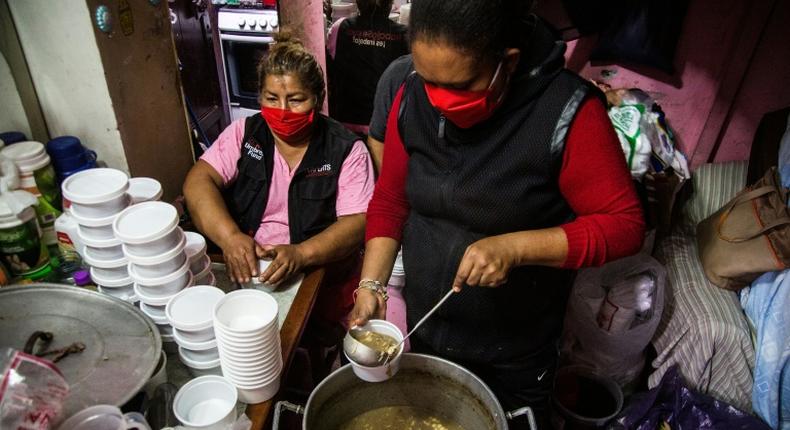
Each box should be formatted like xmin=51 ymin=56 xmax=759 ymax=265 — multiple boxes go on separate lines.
xmin=113 ymin=201 xmax=192 ymax=350
xmin=63 ymin=168 xmax=134 ymax=302
xmin=185 ymin=231 xmax=214 ymax=286
xmin=167 ymin=286 xmax=225 ymax=376
xmin=213 ymin=289 xmax=282 ymax=403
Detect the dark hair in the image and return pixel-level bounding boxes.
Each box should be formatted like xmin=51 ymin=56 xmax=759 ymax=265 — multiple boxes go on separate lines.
xmin=356 ymin=0 xmax=393 ymax=18
xmin=409 ymin=0 xmax=534 ymax=60
xmin=257 ymin=31 xmax=325 ymax=106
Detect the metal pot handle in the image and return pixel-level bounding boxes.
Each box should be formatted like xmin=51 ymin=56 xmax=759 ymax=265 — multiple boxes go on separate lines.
xmin=506 ymin=406 xmax=538 ymax=430
xmin=272 ymin=401 xmax=305 ymax=429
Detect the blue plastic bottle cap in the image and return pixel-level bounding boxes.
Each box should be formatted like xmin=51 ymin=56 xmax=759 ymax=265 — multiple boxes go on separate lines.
xmin=0 ymin=131 xmax=28 ymax=145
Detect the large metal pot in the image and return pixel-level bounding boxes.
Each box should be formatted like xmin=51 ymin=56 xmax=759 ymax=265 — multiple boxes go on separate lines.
xmin=274 ymin=353 xmax=535 ymax=429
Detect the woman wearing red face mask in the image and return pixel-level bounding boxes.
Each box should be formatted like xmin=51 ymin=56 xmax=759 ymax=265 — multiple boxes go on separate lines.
xmin=184 ymin=33 xmax=375 ymax=329
xmin=350 ymin=0 xmax=644 ymax=427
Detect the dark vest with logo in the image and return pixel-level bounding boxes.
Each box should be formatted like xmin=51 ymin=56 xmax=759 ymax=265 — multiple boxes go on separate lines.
xmin=398 ymin=32 xmax=602 ymax=363
xmin=330 ymin=15 xmax=408 ymax=126
xmin=227 ymin=113 xmax=357 ymax=244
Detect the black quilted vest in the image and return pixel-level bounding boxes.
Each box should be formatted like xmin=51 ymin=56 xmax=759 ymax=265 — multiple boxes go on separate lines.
xmin=399 ymin=20 xmax=602 ymax=362
xmin=226 ymin=114 xmax=357 ymax=244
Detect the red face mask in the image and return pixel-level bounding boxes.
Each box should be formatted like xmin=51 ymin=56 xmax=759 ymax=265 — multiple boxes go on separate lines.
xmin=423 ymin=61 xmax=507 ymax=129
xmin=261 ymin=106 xmax=315 ymax=142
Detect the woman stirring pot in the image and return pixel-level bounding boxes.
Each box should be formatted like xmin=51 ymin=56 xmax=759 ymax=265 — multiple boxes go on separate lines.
xmin=349 ymin=0 xmax=644 ymax=427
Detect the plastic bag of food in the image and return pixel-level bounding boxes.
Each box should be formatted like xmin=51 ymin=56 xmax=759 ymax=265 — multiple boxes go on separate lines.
xmin=0 ymin=347 xmax=69 ymax=429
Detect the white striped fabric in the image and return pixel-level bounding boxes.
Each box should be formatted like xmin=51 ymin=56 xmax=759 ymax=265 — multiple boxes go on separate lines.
xmin=651 ymin=161 xmax=755 ymax=412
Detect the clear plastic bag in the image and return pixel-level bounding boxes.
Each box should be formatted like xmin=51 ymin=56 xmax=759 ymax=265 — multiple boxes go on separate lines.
xmin=0 ymin=347 xmax=70 ymax=430
xmin=562 ymin=254 xmax=666 ymax=388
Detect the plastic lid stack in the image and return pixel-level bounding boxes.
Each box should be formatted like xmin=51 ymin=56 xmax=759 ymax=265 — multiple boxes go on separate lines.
xmin=166 ymin=286 xmax=226 ymax=377
xmin=63 ymin=168 xmax=134 ymax=302
xmin=114 ymin=201 xmax=193 ymax=349
xmin=185 ymin=231 xmax=214 ymax=286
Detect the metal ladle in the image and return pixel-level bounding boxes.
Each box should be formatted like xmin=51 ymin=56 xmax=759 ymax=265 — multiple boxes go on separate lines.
xmin=346 ymin=289 xmax=456 ymax=366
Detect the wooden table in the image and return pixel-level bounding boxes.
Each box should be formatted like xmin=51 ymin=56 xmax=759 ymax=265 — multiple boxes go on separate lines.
xmin=245 ymin=266 xmax=325 ymax=429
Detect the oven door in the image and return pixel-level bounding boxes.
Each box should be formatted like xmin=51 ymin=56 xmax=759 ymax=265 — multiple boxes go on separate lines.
xmin=221 ymin=34 xmax=274 ymax=111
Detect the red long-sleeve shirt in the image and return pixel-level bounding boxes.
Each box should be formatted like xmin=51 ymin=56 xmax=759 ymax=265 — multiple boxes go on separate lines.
xmin=365 ymin=93 xmax=645 ymax=269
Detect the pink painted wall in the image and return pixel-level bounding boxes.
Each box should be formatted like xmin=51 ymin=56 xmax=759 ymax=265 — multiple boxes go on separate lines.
xmin=557 ymin=0 xmax=790 ymax=169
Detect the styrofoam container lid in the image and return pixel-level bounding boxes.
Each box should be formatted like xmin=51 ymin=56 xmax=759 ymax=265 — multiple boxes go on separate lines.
xmin=124 ymin=229 xmax=185 ymax=265
xmin=140 ymin=302 xmax=168 ymax=325
xmin=1 ymin=141 xmax=50 ymax=172
xmin=128 ymin=258 xmax=190 ymax=285
xmin=71 ymin=208 xmax=119 ymax=227
xmin=166 ymin=286 xmax=225 ymax=331
xmin=82 ymin=250 xmax=127 ymax=269
xmin=113 ymin=201 xmax=178 ymax=244
xmin=62 ymin=168 xmax=129 ymax=204
xmin=128 ymin=177 xmax=163 ymax=203
xmin=184 ymin=231 xmax=207 ymax=261
xmin=78 ymin=229 xmax=122 ymax=247
xmin=92 ymin=271 xmax=133 ymax=288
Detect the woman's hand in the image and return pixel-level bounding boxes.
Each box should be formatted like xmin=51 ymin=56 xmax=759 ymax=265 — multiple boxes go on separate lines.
xmin=220 ymin=232 xmax=261 ymax=283
xmin=452 ymin=235 xmax=518 ymax=291
xmin=348 ymin=288 xmax=386 ymax=327
xmin=257 ymin=244 xmax=308 ymax=285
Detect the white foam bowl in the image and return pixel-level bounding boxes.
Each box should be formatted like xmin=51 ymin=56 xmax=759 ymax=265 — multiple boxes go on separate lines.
xmin=62 ymin=168 xmax=130 ymax=219
xmin=174 ymin=328 xmax=217 ymax=351
xmin=130 ymin=258 xmax=191 ymax=289
xmin=213 ymin=289 xmax=278 ymax=335
xmin=185 ymin=231 xmax=207 ymax=260
xmin=113 ymin=202 xmax=181 ymax=256
xmin=173 ymin=326 xmax=215 ymax=343
xmin=222 ymin=363 xmax=281 ymax=387
xmin=217 ymin=336 xmax=279 ymax=358
xmin=129 ymin=249 xmax=187 ymax=279
xmin=173 ymin=375 xmax=237 ymax=430
xmin=213 ymin=318 xmax=278 ymax=341
xmin=190 ymin=254 xmax=211 ymax=276
xmin=166 ymin=285 xmax=225 ymax=332
xmin=179 ymin=346 xmax=220 ymax=367
xmin=235 ymin=373 xmax=281 ymax=404
xmin=344 ymin=319 xmax=404 ymax=383
xmin=87 ymin=257 xmax=129 ymax=282
xmin=128 ymin=177 xmax=163 ymax=204
xmin=97 ymin=284 xmax=135 ymax=302
xmin=139 ymin=302 xmax=168 ymax=325
xmin=220 ymin=352 xmax=282 ymax=377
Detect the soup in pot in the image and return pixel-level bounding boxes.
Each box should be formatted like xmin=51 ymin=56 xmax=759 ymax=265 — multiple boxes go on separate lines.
xmin=338 ymin=406 xmax=466 ymax=430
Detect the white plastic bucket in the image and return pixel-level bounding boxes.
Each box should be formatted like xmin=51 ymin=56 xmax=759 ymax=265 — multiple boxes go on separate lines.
xmin=128 ymin=177 xmax=163 ymax=204
xmin=62 ymin=168 xmax=130 ymax=219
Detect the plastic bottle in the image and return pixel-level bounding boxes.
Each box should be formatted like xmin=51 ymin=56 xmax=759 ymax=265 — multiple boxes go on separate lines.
xmin=73 ymin=270 xmax=96 ymax=290
xmin=0 ymin=190 xmax=52 ymax=281
xmin=55 ymin=210 xmax=85 ymax=257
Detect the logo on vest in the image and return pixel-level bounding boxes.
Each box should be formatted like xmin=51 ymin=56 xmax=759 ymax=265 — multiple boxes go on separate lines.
xmin=306 ymin=163 xmax=333 ymax=177
xmin=244 ymin=140 xmax=263 ymax=160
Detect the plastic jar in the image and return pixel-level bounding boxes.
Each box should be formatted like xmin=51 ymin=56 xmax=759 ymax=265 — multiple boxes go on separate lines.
xmin=0 ymin=191 xmax=51 ymax=280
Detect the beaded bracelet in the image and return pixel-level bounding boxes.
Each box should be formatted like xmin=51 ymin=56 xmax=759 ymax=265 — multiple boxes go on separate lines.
xmin=353 ymin=279 xmax=388 ymax=302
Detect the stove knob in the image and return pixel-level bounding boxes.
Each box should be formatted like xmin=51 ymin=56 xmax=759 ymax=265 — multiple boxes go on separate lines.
xmin=248 ymin=21 xmax=257 ymax=29
xmin=258 ymin=19 xmax=267 ymax=30
xmin=237 ymin=18 xmax=246 ymax=28
xmin=269 ymin=17 xmax=278 ymax=29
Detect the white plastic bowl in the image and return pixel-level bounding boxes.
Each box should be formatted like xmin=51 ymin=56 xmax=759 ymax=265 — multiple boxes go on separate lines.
xmin=185 ymin=231 xmax=207 ymax=262
xmin=173 ymin=375 xmax=237 ymax=430
xmin=84 ymin=242 xmax=124 ymax=261
xmin=86 ymin=256 xmax=129 ymax=281
xmin=134 ymin=271 xmax=193 ymax=301
xmin=212 ymin=317 xmax=278 ymax=340
xmin=62 ymin=168 xmax=130 ymax=219
xmin=174 ymin=326 xmax=215 ymax=343
xmin=129 ymin=258 xmax=191 ymax=289
xmin=196 ymin=271 xmax=216 ymax=286
xmin=129 ymin=250 xmax=187 ymax=279
xmin=74 ymin=209 xmax=119 ymax=241
xmin=139 ymin=302 xmax=168 ymax=325
xmin=124 ymin=226 xmax=185 ymax=263
xmin=193 ymin=262 xmax=212 ymax=283
xmin=173 ymin=328 xmax=217 ymax=351
xmin=235 ymin=373 xmax=281 ymax=404
xmin=190 ymin=254 xmax=211 ymax=276
xmin=92 ymin=271 xmax=132 ymax=287
xmin=179 ymin=346 xmax=220 ymax=367
xmin=128 ymin=177 xmax=163 ymax=204
xmin=213 ymin=290 xmax=278 ymax=335
xmin=134 ymin=282 xmax=183 ymax=307
xmin=344 ymin=319 xmax=404 ymax=383
xmin=166 ymin=286 xmax=225 ymax=332
xmin=97 ymin=284 xmax=136 ymax=302
xmin=113 ymin=202 xmax=180 ymax=255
